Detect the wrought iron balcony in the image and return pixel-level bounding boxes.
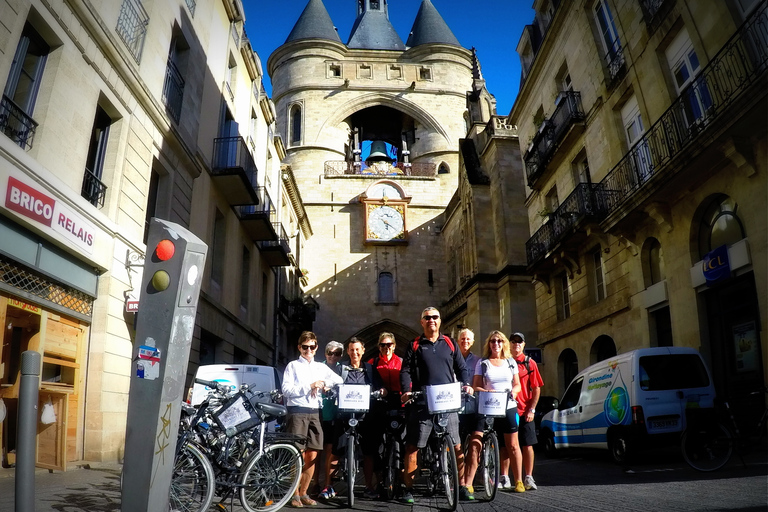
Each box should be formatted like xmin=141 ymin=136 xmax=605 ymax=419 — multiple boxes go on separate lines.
xmin=162 ymin=58 xmax=184 ymax=124
xmin=525 ymin=183 xmax=609 ymax=268
xmin=600 ymin=2 xmax=768 ymax=218
xmin=81 ymin=168 xmax=107 ymax=208
xmin=258 ymin=222 xmax=291 ymax=267
xmin=116 ymin=0 xmax=148 ymax=63
xmin=211 ymin=136 xmax=259 ymax=205
xmin=605 ymin=38 xmax=626 ymax=84
xmin=640 ymin=0 xmax=674 ymax=36
xmin=0 ymin=95 xmax=37 ymax=150
xmin=524 ymin=91 xmax=585 ymax=187
xmin=233 ymin=187 xmax=277 ymax=241
xmin=185 ymin=0 xmax=196 ymax=16
xmin=324 ymin=161 xmax=437 ymax=177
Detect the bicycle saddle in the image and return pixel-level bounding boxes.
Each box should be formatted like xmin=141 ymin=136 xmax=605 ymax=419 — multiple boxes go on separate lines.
xmin=255 ymin=401 xmax=287 ymax=418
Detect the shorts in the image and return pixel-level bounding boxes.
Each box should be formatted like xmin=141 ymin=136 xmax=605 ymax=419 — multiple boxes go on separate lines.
xmin=406 ymin=405 xmax=461 ymax=449
xmin=517 ymin=415 xmax=537 ymax=447
xmin=471 ymin=407 xmax=519 ymax=434
xmin=285 ymin=409 xmax=323 ymax=450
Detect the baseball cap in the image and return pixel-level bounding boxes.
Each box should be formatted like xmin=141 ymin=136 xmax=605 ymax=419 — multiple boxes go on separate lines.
xmin=510 ymin=332 xmax=525 ymax=342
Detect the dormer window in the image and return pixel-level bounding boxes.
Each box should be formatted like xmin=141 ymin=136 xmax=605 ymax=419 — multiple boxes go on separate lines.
xmin=370 ymin=0 xmax=380 ymax=10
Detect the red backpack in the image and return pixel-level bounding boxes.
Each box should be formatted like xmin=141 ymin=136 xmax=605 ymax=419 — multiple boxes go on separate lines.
xmin=412 ymin=334 xmax=455 ymax=353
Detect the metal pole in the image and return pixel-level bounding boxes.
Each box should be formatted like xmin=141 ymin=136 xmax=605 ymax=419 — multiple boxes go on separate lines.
xmin=15 ymin=350 xmax=41 ymax=512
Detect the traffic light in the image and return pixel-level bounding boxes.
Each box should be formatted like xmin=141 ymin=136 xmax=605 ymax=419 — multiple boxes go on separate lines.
xmin=122 ymin=218 xmax=208 ymax=512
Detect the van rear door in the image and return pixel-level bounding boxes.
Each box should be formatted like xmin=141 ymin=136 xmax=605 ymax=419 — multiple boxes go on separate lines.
xmin=637 ymin=352 xmax=714 ymax=434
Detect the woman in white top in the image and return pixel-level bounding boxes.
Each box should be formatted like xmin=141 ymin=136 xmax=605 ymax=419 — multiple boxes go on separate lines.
xmin=282 ymin=331 xmax=343 ymax=507
xmin=462 ymin=331 xmax=524 ymax=497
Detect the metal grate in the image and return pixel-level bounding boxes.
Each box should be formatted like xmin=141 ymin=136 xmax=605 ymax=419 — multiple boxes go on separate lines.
xmin=0 ymin=255 xmax=93 ymax=317
xmin=116 ymin=0 xmax=149 ymax=63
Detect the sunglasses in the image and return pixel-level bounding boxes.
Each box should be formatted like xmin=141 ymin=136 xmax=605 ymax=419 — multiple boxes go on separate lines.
xmin=510 ymin=340 xmax=524 ymax=344
xmin=422 ymin=315 xmax=440 ymax=321
xmin=489 ymin=339 xmax=504 ymax=344
xmin=379 ymin=343 xmax=394 ymax=348
xmin=327 ymin=351 xmax=342 ymax=357
xmin=301 ymin=344 xmax=317 ymax=351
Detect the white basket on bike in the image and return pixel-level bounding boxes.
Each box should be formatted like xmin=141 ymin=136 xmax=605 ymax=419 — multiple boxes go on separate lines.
xmin=425 ymin=382 xmax=462 ymax=414
xmin=477 ymin=391 xmax=508 ymax=417
xmin=337 ymin=384 xmax=371 ymax=413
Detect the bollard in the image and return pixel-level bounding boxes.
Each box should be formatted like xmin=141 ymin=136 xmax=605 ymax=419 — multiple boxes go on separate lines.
xmin=16 ymin=350 xmax=41 ymax=512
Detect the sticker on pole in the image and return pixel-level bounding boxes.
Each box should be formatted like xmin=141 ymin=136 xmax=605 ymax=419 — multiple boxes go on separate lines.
xmin=136 ymin=345 xmax=161 ymax=380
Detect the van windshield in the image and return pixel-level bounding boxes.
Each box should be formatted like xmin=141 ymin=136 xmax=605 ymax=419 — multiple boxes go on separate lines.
xmin=638 ymin=354 xmax=710 ymax=390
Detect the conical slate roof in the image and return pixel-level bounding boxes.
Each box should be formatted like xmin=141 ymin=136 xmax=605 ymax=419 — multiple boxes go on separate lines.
xmin=406 ymin=0 xmax=461 ymax=48
xmin=285 ymin=0 xmax=341 ymax=44
xmin=347 ymin=8 xmax=405 ymax=50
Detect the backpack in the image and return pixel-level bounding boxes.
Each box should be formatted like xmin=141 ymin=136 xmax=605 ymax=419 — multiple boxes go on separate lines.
xmin=518 ymin=355 xmax=532 ymax=374
xmin=480 ymin=357 xmax=517 ymax=382
xmin=412 ymin=334 xmax=455 ymax=353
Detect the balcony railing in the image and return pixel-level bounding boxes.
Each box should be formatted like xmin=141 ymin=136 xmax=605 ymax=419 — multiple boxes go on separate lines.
xmin=600 ymin=2 xmax=768 ymax=215
xmin=524 ymin=91 xmax=585 ymax=186
xmin=116 ymin=0 xmax=148 ymax=63
xmin=233 ymin=187 xmax=278 ymax=241
xmin=324 ymin=161 xmax=437 ymax=177
xmin=81 ymin=168 xmax=108 ymax=208
xmin=184 ymin=0 xmax=196 ymax=16
xmin=211 ymin=136 xmax=259 ymax=204
xmin=605 ymin=37 xmax=626 ymax=83
xmin=162 ymin=58 xmax=185 ymax=123
xmin=258 ymin=222 xmax=291 ymax=266
xmin=526 ymin=183 xmax=609 ymax=267
xmin=0 ymin=95 xmax=37 ymax=150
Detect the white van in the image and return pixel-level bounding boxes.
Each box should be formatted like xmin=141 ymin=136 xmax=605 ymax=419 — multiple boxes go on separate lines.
xmin=190 ymin=364 xmax=281 ymax=406
xmin=540 ymin=347 xmax=716 ymax=463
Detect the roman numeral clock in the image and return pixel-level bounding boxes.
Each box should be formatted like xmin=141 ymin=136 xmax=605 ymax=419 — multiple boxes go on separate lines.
xmin=361 ymin=181 xmax=410 ymax=245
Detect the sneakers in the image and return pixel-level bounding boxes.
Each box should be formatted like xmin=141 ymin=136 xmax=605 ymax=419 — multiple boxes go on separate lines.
xmin=513 ymin=480 xmax=526 ymax=493
xmin=363 ymin=488 xmax=380 ymax=499
xmin=399 ymin=488 xmax=415 ymax=504
xmin=318 ymin=486 xmax=336 ymax=500
xmin=524 ymin=475 xmax=537 ymax=490
xmin=499 ymin=475 xmax=513 ymax=490
xmin=459 ymin=485 xmax=475 ymax=501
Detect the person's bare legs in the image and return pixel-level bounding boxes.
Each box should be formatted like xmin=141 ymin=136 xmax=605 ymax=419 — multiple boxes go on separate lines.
xmin=298 ymin=449 xmax=318 ymax=497
xmin=462 ymin=432 xmax=482 ymax=487
xmin=403 ymin=444 xmax=419 ymax=489
xmin=322 ymin=447 xmax=337 ymax=490
xmin=522 ymin=444 xmax=535 ymax=477
xmin=505 ymin=433 xmax=523 ymax=483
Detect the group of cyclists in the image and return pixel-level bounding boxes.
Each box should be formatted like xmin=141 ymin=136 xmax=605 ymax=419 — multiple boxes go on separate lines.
xmin=280 ymin=306 xmax=544 ymax=507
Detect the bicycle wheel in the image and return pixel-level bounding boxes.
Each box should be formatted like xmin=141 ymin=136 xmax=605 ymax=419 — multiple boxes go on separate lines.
xmin=382 ymin=437 xmax=398 ymax=500
xmin=347 ymin=436 xmax=357 ymax=508
xmin=439 ymin=436 xmax=459 ymax=511
xmin=681 ymin=422 xmax=733 ymax=472
xmin=481 ymin=432 xmax=500 ymax=501
xmin=240 ymin=443 xmax=302 ymax=512
xmin=169 ymin=441 xmax=216 ymax=512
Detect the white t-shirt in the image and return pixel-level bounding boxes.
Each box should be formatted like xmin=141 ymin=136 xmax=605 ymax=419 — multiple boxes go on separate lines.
xmin=474 ymin=358 xmax=519 ymax=392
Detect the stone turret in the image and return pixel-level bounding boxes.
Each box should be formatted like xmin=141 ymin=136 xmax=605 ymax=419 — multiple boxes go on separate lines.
xmin=348 ymin=0 xmax=404 ymax=50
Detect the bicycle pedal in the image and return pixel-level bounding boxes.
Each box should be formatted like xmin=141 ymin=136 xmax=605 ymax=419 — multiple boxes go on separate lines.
xmin=215 ymin=505 xmax=227 ymax=511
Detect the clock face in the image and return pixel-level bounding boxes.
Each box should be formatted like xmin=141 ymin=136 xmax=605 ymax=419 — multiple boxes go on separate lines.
xmin=367 ymin=204 xmax=405 ymax=241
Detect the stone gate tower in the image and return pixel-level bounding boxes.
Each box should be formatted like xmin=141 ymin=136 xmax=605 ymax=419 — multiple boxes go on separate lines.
xmin=268 ymin=0 xmax=473 ymax=354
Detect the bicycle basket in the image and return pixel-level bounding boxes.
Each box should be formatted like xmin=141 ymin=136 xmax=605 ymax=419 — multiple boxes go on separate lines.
xmin=425 ymin=382 xmax=462 ymax=414
xmin=477 ymin=391 xmax=508 ymax=417
xmin=337 ymin=384 xmax=371 ymax=413
xmin=211 ymin=392 xmax=262 ymax=437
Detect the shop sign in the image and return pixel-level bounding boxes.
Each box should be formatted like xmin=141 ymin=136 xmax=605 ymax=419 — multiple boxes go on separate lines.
xmin=8 ymin=298 xmax=41 ymax=315
xmin=125 ymin=300 xmax=139 ymax=313
xmin=702 ymin=245 xmax=730 ymax=285
xmin=3 ymin=174 xmax=96 ymax=254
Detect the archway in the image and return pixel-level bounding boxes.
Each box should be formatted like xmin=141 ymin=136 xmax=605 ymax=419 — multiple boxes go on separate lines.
xmin=349 ymin=319 xmax=420 ymax=362
xmin=557 ymin=348 xmax=579 ymax=397
xmin=590 ymin=335 xmax=617 ymax=365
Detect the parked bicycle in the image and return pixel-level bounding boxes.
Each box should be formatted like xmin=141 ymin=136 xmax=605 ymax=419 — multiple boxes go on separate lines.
xmin=406 ymin=383 xmax=463 ymax=512
xmin=380 ymin=406 xmax=406 ymax=501
xmin=682 ymin=387 xmax=767 ymax=472
xmin=462 ymin=392 xmax=503 ymax=501
xmin=171 ymin=379 xmax=303 ymax=512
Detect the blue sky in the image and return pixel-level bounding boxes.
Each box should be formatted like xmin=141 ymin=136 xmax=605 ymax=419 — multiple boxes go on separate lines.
xmin=243 ymin=0 xmax=535 ymax=115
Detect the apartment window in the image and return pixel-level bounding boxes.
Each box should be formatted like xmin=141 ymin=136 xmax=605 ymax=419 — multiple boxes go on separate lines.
xmin=646 ymin=238 xmax=665 ymax=285
xmin=621 ymin=96 xmax=651 ymax=180
xmin=241 ymin=247 xmax=250 ymax=310
xmin=211 ymin=210 xmax=226 ymax=286
xmin=81 ymin=105 xmax=112 ymax=208
xmin=2 ymin=23 xmax=49 ymax=150
xmin=225 ymin=57 xmax=236 ymax=101
xmin=593 ymin=0 xmax=624 ymax=79
xmin=572 ymin=150 xmax=591 ymax=184
xmin=163 ymin=35 xmax=187 ymax=124
xmin=116 ymin=0 xmax=149 ymax=63
xmin=144 ymin=170 xmax=160 ymax=244
xmin=378 ymin=272 xmax=394 ymax=302
xmin=290 ymin=104 xmax=302 ymax=145
xmin=592 ymin=248 xmax=606 ymax=302
xmin=261 ymin=272 xmax=268 ymax=326
xmin=666 ymin=28 xmax=712 ymax=126
xmin=556 ymin=272 xmax=571 ymax=320
xmin=555 ymin=62 xmax=573 ymax=93
xmin=545 ymin=186 xmax=560 ymax=214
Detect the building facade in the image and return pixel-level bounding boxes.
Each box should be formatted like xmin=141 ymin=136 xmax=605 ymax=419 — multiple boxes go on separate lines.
xmin=511 ymin=0 xmax=767 ymax=430
xmin=0 ymin=0 xmax=306 ymax=466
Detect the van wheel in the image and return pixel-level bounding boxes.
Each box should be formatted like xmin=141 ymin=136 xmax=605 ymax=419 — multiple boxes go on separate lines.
xmin=541 ymin=430 xmax=559 ymax=458
xmin=609 ymin=430 xmax=632 ymax=464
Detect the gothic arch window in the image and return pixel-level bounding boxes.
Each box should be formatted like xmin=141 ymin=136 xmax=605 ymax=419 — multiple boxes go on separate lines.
xmin=290 ymin=104 xmax=302 ymax=146
xmin=438 ymin=162 xmax=450 ymax=174
xmin=590 ymin=335 xmax=616 ymax=365
xmin=378 ymin=272 xmax=395 ymax=303
xmin=558 ymin=348 xmax=579 ymax=397
xmin=642 ymin=237 xmax=666 ymax=287
xmin=696 ymin=195 xmax=745 ymax=259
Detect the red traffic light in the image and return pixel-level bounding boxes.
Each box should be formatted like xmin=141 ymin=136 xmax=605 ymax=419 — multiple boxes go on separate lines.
xmin=156 ymin=239 xmax=175 ymax=261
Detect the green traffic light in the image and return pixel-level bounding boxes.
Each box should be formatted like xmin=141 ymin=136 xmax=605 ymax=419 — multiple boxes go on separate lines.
xmin=152 ymin=270 xmax=171 ymax=291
